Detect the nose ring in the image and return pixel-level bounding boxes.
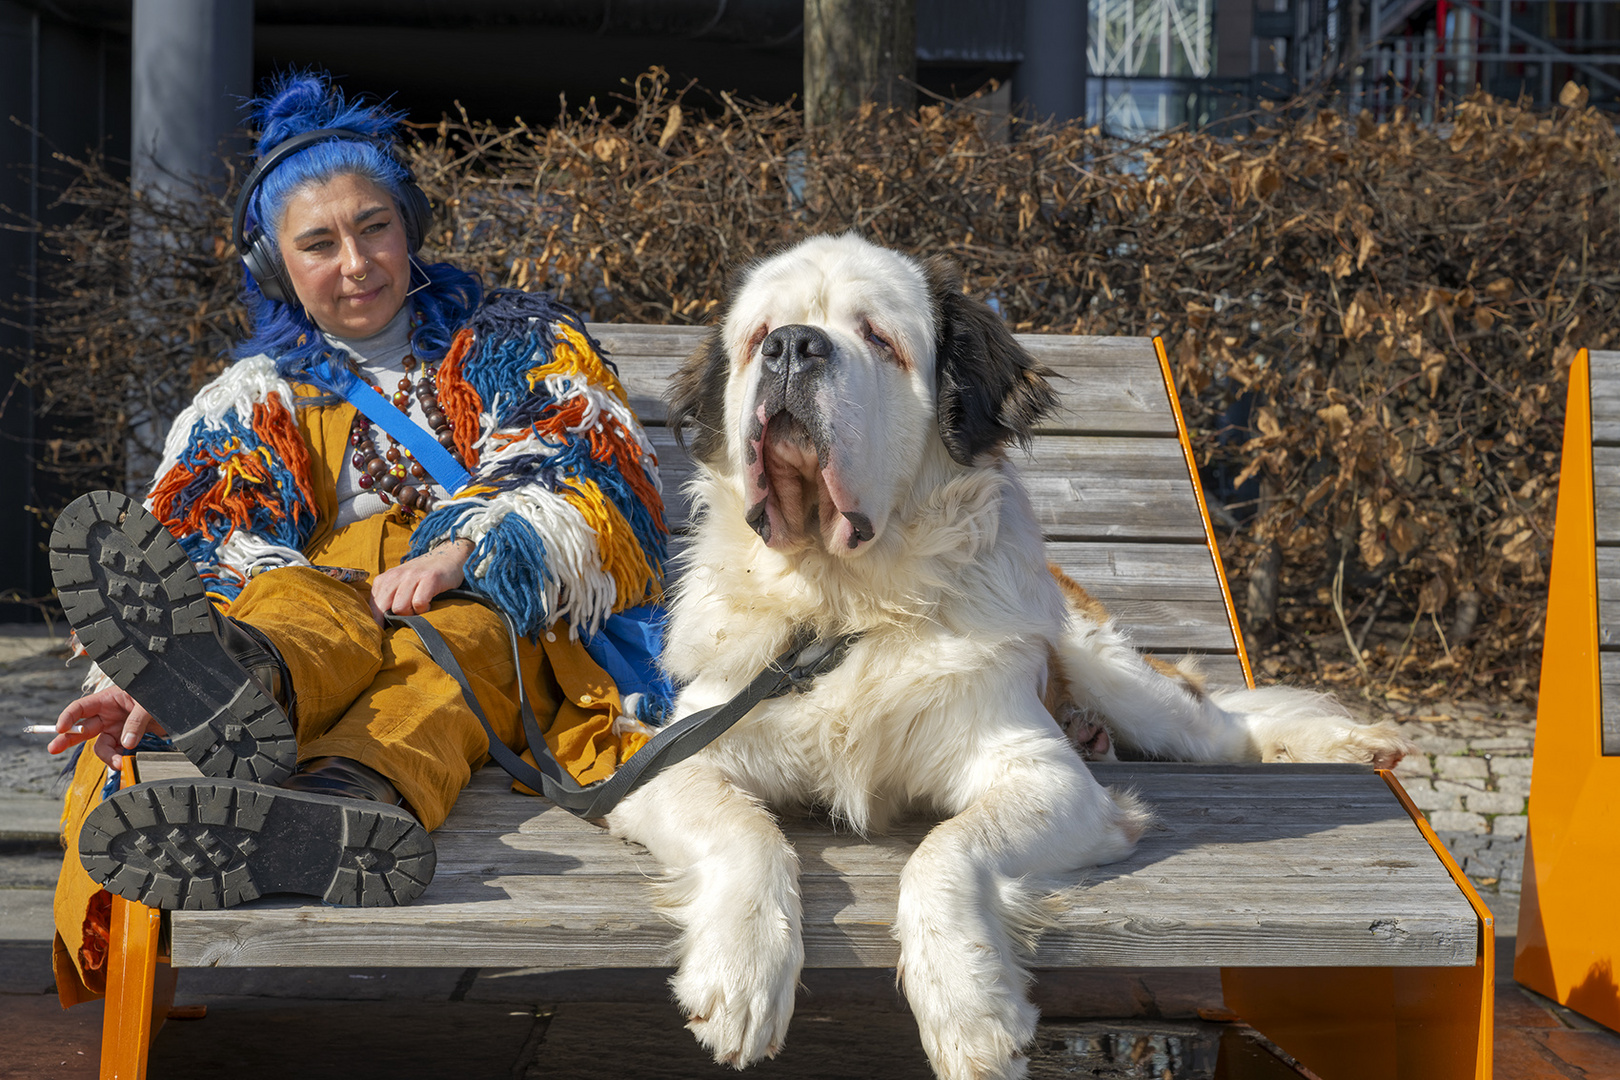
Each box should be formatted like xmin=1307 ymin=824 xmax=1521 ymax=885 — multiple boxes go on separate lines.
xmin=354 ymin=272 xmax=367 ymax=282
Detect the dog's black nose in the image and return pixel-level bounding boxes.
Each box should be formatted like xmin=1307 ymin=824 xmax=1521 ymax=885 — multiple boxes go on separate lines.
xmin=760 ymin=325 xmax=833 ymax=377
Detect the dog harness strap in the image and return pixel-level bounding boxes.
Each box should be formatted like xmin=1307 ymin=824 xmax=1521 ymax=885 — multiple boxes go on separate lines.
xmin=392 ymin=601 xmax=861 ymax=819
xmin=314 ymin=356 xmax=472 ymax=493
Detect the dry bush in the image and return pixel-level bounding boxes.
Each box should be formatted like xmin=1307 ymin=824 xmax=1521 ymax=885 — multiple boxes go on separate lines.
xmin=11 ymin=70 xmax=1618 ymax=702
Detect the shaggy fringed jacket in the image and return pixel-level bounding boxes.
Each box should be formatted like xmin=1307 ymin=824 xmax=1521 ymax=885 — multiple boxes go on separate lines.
xmin=147 ymin=289 xmax=666 ymax=639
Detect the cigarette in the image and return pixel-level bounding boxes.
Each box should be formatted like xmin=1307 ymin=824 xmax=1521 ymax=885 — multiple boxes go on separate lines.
xmin=24 ymin=724 xmax=82 ymax=735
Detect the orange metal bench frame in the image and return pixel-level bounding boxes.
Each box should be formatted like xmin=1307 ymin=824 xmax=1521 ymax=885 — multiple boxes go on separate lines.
xmin=1515 ymin=347 xmax=1620 ymax=1031
xmin=1153 ymin=338 xmax=1494 ymax=1080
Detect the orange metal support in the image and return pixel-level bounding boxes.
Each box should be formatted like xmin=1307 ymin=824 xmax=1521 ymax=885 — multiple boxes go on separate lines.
xmin=1221 ymin=773 xmax=1494 ymax=1080
xmin=99 ymin=759 xmax=164 ymax=1080
xmin=1154 ymin=338 xmax=1492 ymax=1075
xmin=1516 ymin=347 xmax=1620 ymax=1030
xmin=1153 ymin=336 xmax=1255 ymax=689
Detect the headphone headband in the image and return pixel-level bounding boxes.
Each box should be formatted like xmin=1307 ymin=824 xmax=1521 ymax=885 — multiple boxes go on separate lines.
xmin=232 ymin=126 xmax=432 ymax=306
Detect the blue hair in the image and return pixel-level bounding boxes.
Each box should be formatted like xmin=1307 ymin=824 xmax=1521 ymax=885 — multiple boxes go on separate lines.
xmin=232 ymin=70 xmax=482 ymax=381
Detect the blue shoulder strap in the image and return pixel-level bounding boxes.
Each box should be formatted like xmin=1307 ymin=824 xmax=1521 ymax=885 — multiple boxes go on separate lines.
xmin=314 ymin=357 xmax=473 ymax=494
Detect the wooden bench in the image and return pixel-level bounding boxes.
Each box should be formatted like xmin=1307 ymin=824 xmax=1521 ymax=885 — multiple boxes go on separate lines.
xmin=1515 ymin=346 xmax=1620 ymax=1031
xmin=96 ymin=329 xmax=1494 ymax=1080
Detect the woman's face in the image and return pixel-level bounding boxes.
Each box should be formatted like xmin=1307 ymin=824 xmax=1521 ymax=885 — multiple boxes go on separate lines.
xmin=275 ymin=172 xmax=411 ymax=338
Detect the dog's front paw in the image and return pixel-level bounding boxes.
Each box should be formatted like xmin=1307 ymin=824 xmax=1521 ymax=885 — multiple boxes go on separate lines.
xmin=902 ymin=964 xmax=1036 ymax=1080
xmin=672 ymin=919 xmax=801 ymax=1068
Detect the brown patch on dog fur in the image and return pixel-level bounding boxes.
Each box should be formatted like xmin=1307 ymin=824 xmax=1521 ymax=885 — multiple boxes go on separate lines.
xmin=1048 ymin=563 xmax=1110 ymax=623
xmin=1044 ymin=642 xmax=1113 ymax=760
xmin=1144 ymin=655 xmax=1209 ymax=700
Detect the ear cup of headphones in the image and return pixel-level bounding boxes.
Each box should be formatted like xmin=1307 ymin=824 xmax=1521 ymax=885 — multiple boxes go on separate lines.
xmin=240 ymin=225 xmax=296 ymax=305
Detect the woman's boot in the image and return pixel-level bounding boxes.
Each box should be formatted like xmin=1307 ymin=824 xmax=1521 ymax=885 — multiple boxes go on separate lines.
xmin=49 ymin=490 xmax=298 ymax=784
xmin=78 ymin=757 xmax=434 ymax=909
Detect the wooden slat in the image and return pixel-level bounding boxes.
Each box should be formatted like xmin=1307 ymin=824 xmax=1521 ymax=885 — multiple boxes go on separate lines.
xmin=1587 ymin=350 xmax=1620 ymax=444
xmin=1601 ymin=653 xmax=1620 ymax=755
xmin=1007 ymin=437 xmax=1207 ymax=541
xmin=654 ymin=537 xmax=1238 ymax=655
xmin=169 ymin=767 xmax=1474 ymax=971
xmin=1592 ymin=448 xmax=1620 ymax=542
xmin=651 ymin=431 xmax=1206 ymax=542
xmin=1047 ymin=542 xmax=1238 ymax=653
xmin=1148 ymin=653 xmax=1246 ymax=687
xmin=1595 ymin=548 xmax=1620 ymax=647
xmin=589 ymin=325 xmax=1177 ymax=436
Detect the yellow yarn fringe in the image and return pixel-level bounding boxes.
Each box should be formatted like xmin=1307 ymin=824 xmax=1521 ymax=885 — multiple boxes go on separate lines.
xmin=560 ymin=476 xmax=659 ymax=610
xmin=527 ymin=324 xmax=629 ymax=406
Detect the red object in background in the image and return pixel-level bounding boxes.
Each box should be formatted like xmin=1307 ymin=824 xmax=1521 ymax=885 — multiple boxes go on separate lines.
xmin=1437 ymin=0 xmax=1449 ymax=94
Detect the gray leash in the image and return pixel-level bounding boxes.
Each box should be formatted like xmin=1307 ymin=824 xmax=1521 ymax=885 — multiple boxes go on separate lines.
xmin=390 ymin=593 xmax=861 ymax=820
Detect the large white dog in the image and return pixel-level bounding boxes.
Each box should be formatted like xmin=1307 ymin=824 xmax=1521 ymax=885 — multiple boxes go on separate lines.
xmin=605 ymin=234 xmax=1412 ymax=1080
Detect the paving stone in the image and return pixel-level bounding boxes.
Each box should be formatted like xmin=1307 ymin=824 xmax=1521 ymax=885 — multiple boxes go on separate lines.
xmin=1473 ymin=737 xmax=1533 ymax=752
xmin=1391 ymin=755 xmax=1434 ymax=778
xmin=1493 ymin=816 xmax=1529 ymax=839
xmin=1435 ymin=777 xmax=1488 ymax=796
xmin=0 ymin=942 xmax=57 ymax=995
xmin=0 ymin=887 xmax=53 ymax=941
xmin=1408 ymin=736 xmax=1471 ymax=756
xmin=1497 ymin=986 xmax=1563 ymax=1029
xmin=1493 ymin=757 xmax=1537 ymax=777
xmin=1493 ymin=1028 xmax=1580 ymax=1080
xmin=1405 ymin=782 xmax=1462 ymax=812
xmin=0 ymin=792 xmax=61 ymax=841
xmin=1467 ymin=791 xmax=1527 ymax=815
xmin=1537 ymin=1028 xmax=1620 ymax=1077
xmin=1436 ymin=755 xmax=1490 ymax=779
xmin=1461 ymin=848 xmax=1506 ymax=875
xmin=0 ymin=994 xmax=101 ymax=1080
xmin=1496 ymin=775 xmax=1534 ymax=797
xmin=1428 ymin=811 xmax=1488 ymax=834
xmin=0 ymin=849 xmax=61 ymax=889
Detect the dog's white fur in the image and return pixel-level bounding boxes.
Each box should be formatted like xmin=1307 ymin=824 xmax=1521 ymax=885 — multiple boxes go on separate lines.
xmin=606 ymin=234 xmax=1413 ymax=1080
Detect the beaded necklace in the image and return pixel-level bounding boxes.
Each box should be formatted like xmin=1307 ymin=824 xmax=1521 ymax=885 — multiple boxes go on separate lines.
xmin=342 ymin=310 xmax=463 ymax=513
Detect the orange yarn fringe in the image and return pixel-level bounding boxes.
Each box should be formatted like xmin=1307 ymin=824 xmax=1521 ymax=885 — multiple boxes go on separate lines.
xmin=437 ymin=328 xmax=485 ymax=469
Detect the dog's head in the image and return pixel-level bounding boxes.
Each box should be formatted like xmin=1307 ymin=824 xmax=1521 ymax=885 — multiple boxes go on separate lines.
xmin=669 ymin=234 xmax=1057 ymax=556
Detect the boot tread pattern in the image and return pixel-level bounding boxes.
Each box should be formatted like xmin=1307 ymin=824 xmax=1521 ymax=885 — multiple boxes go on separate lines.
xmin=80 ymin=779 xmax=435 ymax=910
xmin=49 ymin=492 xmax=296 ymax=785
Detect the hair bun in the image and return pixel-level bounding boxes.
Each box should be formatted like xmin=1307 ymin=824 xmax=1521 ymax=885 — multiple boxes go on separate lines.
xmin=246 ymin=69 xmax=403 ymax=156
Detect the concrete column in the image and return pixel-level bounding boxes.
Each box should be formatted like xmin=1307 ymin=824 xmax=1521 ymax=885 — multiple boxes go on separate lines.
xmin=1016 ymin=0 xmax=1087 ymax=122
xmin=131 ymin=0 xmax=253 ymax=199
xmin=129 ymin=1 xmax=252 ymax=489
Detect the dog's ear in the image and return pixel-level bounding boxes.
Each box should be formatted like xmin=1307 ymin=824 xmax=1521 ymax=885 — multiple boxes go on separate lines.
xmin=925 ymin=256 xmax=1059 ymax=466
xmin=668 ymin=328 xmax=732 ymax=466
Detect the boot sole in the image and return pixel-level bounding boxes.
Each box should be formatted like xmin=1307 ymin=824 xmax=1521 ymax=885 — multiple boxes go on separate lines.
xmin=49 ymin=491 xmax=297 ymax=785
xmin=80 ymin=778 xmax=436 ymax=909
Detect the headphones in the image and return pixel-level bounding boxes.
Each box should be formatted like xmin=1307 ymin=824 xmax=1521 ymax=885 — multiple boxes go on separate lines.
xmin=231 ymin=127 xmax=433 ymax=305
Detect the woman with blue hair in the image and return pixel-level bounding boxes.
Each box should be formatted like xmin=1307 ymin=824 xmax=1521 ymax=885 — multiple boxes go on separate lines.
xmin=46 ymin=71 xmax=666 ymax=1003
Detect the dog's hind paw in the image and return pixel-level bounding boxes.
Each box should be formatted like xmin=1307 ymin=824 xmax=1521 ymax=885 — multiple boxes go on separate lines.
xmin=1210 ymin=686 xmax=1420 ymax=769
xmin=1254 ymin=716 xmax=1418 ymax=769
xmin=1053 ymin=701 xmax=1115 ymax=761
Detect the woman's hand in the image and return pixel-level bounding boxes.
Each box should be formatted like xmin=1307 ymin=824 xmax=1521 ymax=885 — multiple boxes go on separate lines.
xmin=49 ymin=687 xmax=165 ymax=770
xmin=368 ymin=538 xmax=474 ymax=623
